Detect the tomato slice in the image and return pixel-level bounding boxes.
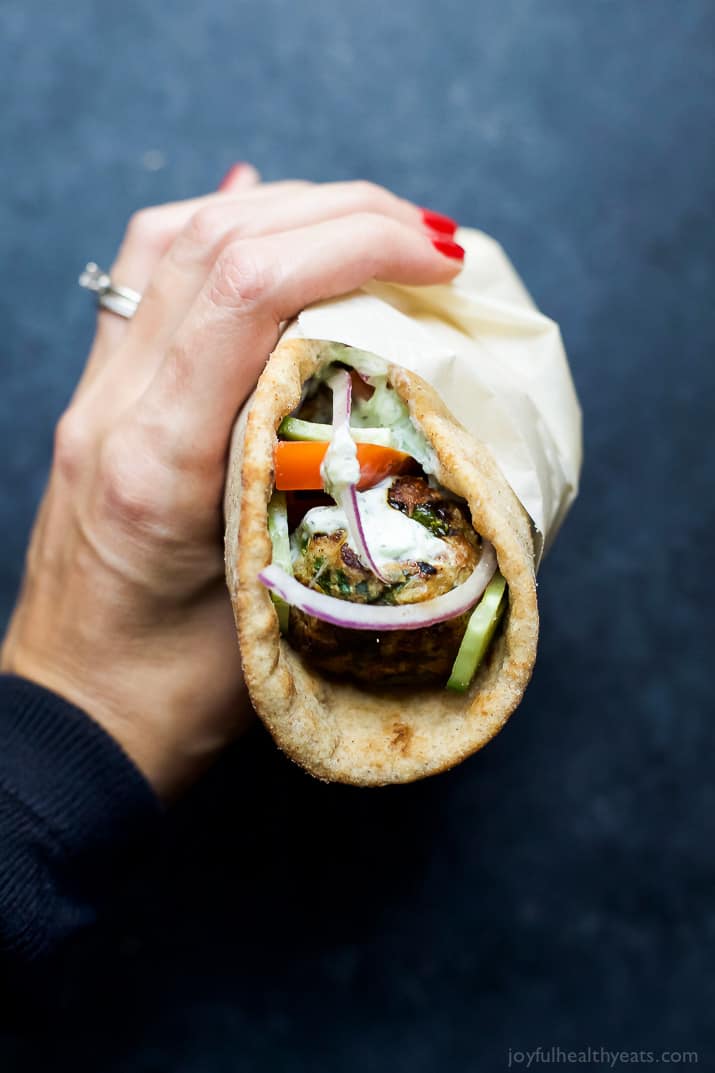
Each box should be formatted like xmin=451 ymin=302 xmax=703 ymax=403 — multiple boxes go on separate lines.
xmin=274 ymin=441 xmax=414 ymax=491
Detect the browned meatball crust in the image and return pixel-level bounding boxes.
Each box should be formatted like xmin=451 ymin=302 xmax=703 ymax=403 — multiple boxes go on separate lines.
xmin=288 ymin=476 xmax=482 ymax=685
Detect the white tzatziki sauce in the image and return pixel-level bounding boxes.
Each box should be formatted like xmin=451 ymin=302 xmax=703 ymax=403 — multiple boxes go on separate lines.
xmin=291 ymin=480 xmax=447 ymax=568
xmin=319 ymin=420 xmax=359 ymax=494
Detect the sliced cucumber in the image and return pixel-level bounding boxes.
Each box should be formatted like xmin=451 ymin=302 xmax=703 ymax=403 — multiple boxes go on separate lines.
xmin=267 ymin=492 xmax=291 ymax=633
xmin=446 ymin=573 xmax=507 ymax=692
xmin=278 ymin=417 xmax=392 ymax=447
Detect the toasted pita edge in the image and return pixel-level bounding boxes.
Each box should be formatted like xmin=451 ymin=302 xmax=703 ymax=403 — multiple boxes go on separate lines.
xmin=224 ymin=338 xmax=538 ymax=786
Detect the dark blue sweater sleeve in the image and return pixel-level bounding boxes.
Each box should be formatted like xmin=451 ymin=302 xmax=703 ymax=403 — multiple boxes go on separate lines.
xmin=0 ymin=674 xmax=161 ymax=962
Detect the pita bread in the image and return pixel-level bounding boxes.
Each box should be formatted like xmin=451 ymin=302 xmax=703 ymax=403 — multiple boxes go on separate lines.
xmin=225 ymin=338 xmax=538 ymax=785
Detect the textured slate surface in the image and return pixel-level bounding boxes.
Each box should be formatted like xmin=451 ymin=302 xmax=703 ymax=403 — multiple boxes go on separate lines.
xmin=1 ymin=0 xmax=714 ymax=1068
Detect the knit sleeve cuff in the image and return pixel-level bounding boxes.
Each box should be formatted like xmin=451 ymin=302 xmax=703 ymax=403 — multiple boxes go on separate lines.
xmin=0 ymin=673 xmax=161 ymax=867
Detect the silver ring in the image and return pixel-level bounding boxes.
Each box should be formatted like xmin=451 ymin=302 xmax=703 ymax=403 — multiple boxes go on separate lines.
xmin=78 ymin=262 xmax=142 ymax=320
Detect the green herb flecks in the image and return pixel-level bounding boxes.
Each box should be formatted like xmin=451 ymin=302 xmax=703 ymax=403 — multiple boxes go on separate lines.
xmin=411 ymin=503 xmax=450 ymax=537
xmin=335 ymin=570 xmax=352 ymax=596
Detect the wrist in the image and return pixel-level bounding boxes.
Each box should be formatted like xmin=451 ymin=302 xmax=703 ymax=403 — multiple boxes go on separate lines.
xmin=1 ymin=631 xmax=251 ymax=801
xmin=2 ymin=636 xmax=170 ymax=797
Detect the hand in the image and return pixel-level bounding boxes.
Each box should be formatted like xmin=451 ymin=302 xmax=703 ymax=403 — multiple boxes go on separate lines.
xmin=1 ymin=171 xmax=464 ymax=799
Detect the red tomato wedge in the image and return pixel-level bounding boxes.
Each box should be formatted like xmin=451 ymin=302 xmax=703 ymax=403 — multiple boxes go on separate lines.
xmin=274 ymin=441 xmax=415 ymax=491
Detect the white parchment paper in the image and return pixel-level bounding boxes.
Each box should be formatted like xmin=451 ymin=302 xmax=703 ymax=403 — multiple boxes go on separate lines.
xmin=283 ymin=227 xmax=582 ymax=565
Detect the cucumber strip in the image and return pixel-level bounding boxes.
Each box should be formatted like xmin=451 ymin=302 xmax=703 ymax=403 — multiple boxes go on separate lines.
xmin=278 ymin=417 xmax=392 ymax=446
xmin=446 ymin=572 xmax=507 ymax=692
xmin=267 ymin=492 xmax=291 ymax=633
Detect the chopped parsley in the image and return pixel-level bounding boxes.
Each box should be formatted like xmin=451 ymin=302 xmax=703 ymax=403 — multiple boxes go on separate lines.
xmin=411 ymin=504 xmax=450 ymax=537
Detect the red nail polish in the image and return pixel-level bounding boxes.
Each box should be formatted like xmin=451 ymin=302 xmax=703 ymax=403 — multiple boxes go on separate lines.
xmin=421 ymin=208 xmax=458 ymax=236
xmin=432 ymin=238 xmax=465 ymax=261
xmin=218 ymin=163 xmax=249 ymax=191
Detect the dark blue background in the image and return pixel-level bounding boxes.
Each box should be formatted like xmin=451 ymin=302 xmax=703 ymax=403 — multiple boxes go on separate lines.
xmin=2 ymin=1 xmax=713 ymax=1069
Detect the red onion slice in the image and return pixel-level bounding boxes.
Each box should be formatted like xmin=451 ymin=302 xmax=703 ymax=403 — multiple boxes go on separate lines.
xmin=322 ymin=369 xmax=391 ymax=584
xmin=259 ymin=540 xmax=497 ymax=632
xmin=339 ymin=482 xmax=392 ymax=583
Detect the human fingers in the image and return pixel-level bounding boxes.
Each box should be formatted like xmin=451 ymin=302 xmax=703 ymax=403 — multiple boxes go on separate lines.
xmin=133 ymin=212 xmax=464 ymax=476
xmin=107 ymin=179 xmax=315 ymax=293
xmin=116 ymin=180 xmax=439 ymax=369
xmin=84 ymin=180 xmax=449 ymax=419
xmin=76 ymin=179 xmax=310 ymax=392
xmin=77 ymin=166 xmax=263 ymax=383
xmin=101 ymin=168 xmax=262 ymax=342
xmin=75 ymin=181 xmax=313 ymax=405
xmin=217 ymin=161 xmax=262 ymax=192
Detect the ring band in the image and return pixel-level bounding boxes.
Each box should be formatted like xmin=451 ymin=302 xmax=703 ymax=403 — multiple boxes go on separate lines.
xmin=78 ymin=262 xmax=142 ymax=319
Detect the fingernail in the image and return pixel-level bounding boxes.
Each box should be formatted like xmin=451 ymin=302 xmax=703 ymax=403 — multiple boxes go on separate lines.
xmin=432 ymin=238 xmax=465 ymax=261
xmin=218 ymin=162 xmax=252 ymax=191
xmin=421 ymin=208 xmax=458 ymax=235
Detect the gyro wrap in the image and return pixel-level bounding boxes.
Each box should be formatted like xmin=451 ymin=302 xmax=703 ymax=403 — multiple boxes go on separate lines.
xmin=224 ymin=228 xmax=581 ymax=785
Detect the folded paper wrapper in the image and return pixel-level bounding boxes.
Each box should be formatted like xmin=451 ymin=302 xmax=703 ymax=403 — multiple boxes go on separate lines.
xmin=225 ymin=227 xmax=581 ymax=783
xmin=281 ymin=227 xmax=582 ymax=566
